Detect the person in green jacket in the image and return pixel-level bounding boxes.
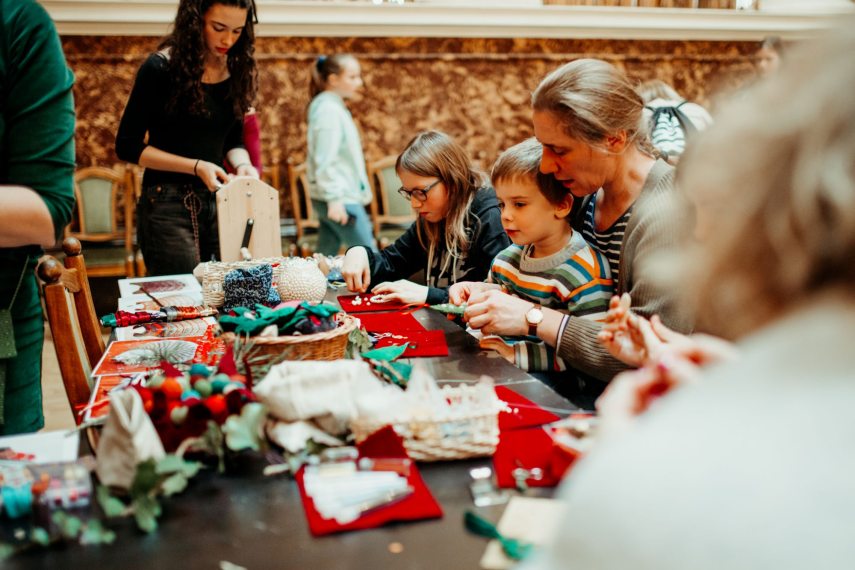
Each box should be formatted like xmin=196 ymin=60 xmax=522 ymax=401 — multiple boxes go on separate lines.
xmin=0 ymin=0 xmax=76 ymax=434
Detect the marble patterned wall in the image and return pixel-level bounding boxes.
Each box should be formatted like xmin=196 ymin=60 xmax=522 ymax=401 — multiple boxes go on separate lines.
xmin=63 ymin=35 xmax=758 ymax=215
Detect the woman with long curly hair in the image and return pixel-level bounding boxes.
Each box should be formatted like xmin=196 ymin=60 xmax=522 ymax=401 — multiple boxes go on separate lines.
xmin=116 ymin=0 xmax=259 ymax=275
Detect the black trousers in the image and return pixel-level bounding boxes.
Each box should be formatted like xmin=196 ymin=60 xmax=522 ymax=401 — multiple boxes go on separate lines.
xmin=137 ymin=183 xmax=220 ymax=276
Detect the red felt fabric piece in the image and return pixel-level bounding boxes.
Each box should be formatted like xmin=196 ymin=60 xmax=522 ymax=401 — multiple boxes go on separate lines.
xmin=495 ymin=385 xmax=561 ymax=431
xmin=295 ymin=426 xmax=443 ymax=536
xmin=355 ymin=311 xmax=425 ymax=333
xmin=492 ymin=387 xmax=570 ymax=489
xmin=373 ymin=330 xmax=449 ymax=358
xmin=338 ymin=294 xmax=413 ymax=313
xmin=493 ymin=427 xmax=562 ymax=489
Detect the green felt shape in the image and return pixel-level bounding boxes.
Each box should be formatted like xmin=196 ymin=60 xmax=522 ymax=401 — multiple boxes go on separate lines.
xmin=299 ymin=301 xmax=340 ymax=318
xmin=464 ymin=511 xmax=533 ymax=561
xmin=430 ymin=303 xmax=466 ymax=316
xmin=255 ymin=304 xmax=297 ymax=321
xmin=223 ymin=403 xmax=267 ymax=452
xmin=218 ymin=314 xmax=272 ymax=336
xmin=361 ymin=344 xmax=409 ymax=361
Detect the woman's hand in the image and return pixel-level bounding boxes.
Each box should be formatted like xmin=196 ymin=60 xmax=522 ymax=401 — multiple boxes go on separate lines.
xmin=327 ymin=201 xmax=349 ymax=225
xmin=342 ymin=246 xmax=371 ymax=292
xmin=595 ymin=350 xmax=702 ymax=439
xmin=464 ymin=289 xmax=531 ymax=336
xmin=448 ymin=281 xmax=498 ymax=305
xmin=598 ymin=294 xmax=649 ymax=367
xmin=195 ymin=160 xmax=230 ymax=192
xmin=236 ymin=163 xmax=260 ymax=179
xmin=371 ymin=280 xmax=428 ymax=306
xmin=595 ymin=326 xmax=737 ymax=439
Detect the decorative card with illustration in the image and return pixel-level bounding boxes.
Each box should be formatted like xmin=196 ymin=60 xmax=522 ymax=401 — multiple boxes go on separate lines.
xmin=82 ymin=375 xmax=130 ymax=422
xmin=91 ymin=333 xmax=225 ymax=377
xmin=117 ymin=291 xmax=205 ymax=312
xmin=117 ymin=274 xmax=201 ymax=298
xmin=114 ymin=317 xmax=218 ymax=341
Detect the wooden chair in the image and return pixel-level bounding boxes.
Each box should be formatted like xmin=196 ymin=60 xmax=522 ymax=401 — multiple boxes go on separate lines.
xmin=37 ymin=237 xmax=105 ymax=424
xmin=287 ymin=161 xmax=319 ymax=246
xmin=124 ymin=164 xmax=147 ymax=277
xmin=67 ymin=165 xmax=136 ymax=277
xmin=366 ymin=155 xmax=414 ymax=244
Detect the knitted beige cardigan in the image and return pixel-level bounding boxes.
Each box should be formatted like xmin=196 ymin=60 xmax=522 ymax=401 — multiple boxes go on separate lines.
xmin=557 ymin=160 xmax=694 ymax=382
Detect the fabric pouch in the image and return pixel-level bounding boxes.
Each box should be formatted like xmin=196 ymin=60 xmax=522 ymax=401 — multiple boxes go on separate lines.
xmin=223 ymin=264 xmax=280 ymax=312
xmin=95 ymin=389 xmax=166 ymax=490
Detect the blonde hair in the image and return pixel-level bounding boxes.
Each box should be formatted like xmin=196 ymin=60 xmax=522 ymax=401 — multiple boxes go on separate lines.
xmin=309 ymin=54 xmax=356 ymax=99
xmin=675 ymin=23 xmax=855 ymax=340
xmin=637 ymin=79 xmax=681 ymax=104
xmin=531 ymin=58 xmax=657 ymax=157
xmin=491 ymin=138 xmax=569 ymax=208
xmin=396 ymin=130 xmax=485 ymax=283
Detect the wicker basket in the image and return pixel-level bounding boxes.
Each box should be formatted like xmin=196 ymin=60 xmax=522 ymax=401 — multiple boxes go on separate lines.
xmin=221 ymin=313 xmax=359 ymax=375
xmin=350 ymin=384 xmax=500 ymax=462
xmin=200 ymin=257 xmax=289 ymax=307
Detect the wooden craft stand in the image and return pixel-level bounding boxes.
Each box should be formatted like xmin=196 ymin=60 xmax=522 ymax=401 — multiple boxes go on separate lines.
xmin=216 ymin=177 xmax=282 ymax=262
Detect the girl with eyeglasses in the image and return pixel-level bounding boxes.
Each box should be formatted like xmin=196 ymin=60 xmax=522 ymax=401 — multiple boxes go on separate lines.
xmin=342 ymin=130 xmax=510 ymax=305
xmin=306 ymin=54 xmax=375 ymax=255
xmin=115 ymin=0 xmax=259 ymax=276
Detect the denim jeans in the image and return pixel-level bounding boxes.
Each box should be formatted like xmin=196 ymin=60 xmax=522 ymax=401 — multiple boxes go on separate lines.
xmin=311 ymin=200 xmax=377 ymax=255
xmin=137 ymin=183 xmax=220 ymax=276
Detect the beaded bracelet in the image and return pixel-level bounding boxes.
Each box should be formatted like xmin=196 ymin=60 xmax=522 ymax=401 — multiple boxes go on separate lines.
xmin=193 ymin=159 xmax=201 ymax=177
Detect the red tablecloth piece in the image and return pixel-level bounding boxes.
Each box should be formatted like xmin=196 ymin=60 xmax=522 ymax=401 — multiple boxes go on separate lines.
xmin=338 ymin=294 xmax=413 ymax=313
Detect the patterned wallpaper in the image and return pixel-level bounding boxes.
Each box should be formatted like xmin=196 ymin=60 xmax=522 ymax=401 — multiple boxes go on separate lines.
xmin=63 ymin=35 xmax=759 ymax=215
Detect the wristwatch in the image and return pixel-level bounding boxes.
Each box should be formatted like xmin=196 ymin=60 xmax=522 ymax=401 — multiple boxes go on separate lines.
xmin=525 ymin=305 xmax=544 ymax=337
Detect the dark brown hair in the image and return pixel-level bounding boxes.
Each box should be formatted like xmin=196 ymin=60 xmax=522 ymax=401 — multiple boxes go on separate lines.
xmin=159 ymin=0 xmax=258 ymax=117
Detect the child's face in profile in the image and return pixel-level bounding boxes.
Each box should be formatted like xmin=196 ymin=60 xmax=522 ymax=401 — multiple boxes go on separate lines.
xmin=329 ymin=58 xmax=363 ymax=100
xmin=495 ymin=176 xmax=572 ymax=249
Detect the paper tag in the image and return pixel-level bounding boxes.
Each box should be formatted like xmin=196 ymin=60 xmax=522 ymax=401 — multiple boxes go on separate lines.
xmin=0 ymin=309 xmax=17 ymax=360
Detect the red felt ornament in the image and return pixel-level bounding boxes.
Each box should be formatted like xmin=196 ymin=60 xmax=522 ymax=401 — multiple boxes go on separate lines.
xmin=160 ymin=378 xmax=184 ymax=401
xmin=216 ymin=346 xmax=239 ymax=376
xmin=160 ymin=360 xmax=184 ymax=378
xmin=205 ymin=394 xmax=228 ymax=423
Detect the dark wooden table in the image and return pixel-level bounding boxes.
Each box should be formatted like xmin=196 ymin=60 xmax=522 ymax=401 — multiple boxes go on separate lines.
xmin=8 ymin=293 xmax=578 ymax=569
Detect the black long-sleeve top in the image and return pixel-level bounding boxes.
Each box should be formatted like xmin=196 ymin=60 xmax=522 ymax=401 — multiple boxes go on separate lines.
xmin=115 ymin=53 xmax=244 ymax=187
xmin=366 ymin=187 xmax=511 ymax=304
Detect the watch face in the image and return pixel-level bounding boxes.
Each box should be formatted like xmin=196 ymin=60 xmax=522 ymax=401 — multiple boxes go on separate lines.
xmin=526 ymin=307 xmax=544 ymax=325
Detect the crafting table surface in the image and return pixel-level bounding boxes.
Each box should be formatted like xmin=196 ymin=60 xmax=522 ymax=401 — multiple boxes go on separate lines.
xmin=7 ymin=286 xmax=577 ymax=569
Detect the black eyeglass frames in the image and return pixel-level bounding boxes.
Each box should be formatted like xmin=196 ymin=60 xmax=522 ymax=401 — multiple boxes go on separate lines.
xmin=397 ymin=179 xmax=442 ymax=202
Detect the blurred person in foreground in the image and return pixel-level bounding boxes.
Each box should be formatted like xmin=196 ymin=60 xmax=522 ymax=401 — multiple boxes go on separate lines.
xmin=520 ymin=20 xmax=855 ymax=570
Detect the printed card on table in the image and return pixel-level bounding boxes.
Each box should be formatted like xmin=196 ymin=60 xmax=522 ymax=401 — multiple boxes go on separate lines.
xmin=91 ymin=335 xmax=224 ymax=377
xmin=113 ymin=317 xmax=218 ymax=341
xmin=0 ymin=430 xmax=80 ymax=464
xmin=82 ymin=375 xmax=128 ymax=422
xmin=117 ymin=274 xmax=201 ymax=298
xmin=117 ymin=291 xmax=205 ymax=312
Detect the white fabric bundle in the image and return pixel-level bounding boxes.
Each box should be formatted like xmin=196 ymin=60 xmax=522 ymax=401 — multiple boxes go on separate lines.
xmin=254 ymin=360 xmax=404 ymax=435
xmin=95 ymin=389 xmax=165 ymax=490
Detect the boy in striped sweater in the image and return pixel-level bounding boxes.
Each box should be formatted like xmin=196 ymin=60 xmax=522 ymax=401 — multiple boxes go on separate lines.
xmin=450 ymin=138 xmax=613 ymax=371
